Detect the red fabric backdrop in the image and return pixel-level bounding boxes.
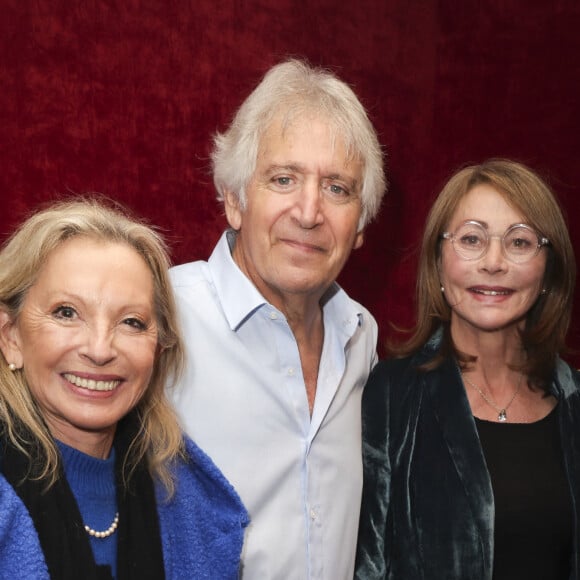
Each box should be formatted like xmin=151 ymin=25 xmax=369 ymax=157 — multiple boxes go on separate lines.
xmin=1 ymin=0 xmax=580 ymax=364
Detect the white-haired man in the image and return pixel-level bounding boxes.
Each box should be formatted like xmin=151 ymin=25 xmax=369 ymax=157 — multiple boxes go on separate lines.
xmin=170 ymin=59 xmax=386 ymax=579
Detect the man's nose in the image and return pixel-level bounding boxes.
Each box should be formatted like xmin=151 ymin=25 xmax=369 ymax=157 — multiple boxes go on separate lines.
xmin=294 ymin=180 xmax=324 ymax=229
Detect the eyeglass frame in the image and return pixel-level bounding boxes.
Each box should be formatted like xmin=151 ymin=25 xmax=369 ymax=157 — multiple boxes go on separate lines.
xmin=441 ymin=220 xmax=550 ymax=263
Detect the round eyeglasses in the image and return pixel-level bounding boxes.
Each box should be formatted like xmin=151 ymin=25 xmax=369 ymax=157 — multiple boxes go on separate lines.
xmin=441 ymin=221 xmax=550 ymax=263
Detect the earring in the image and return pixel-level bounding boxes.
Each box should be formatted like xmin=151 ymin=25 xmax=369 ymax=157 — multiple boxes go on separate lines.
xmin=541 ymin=288 xmax=548 ymax=295
xmin=8 ymin=363 xmax=16 ymax=372
xmin=440 ymin=285 xmax=445 ymax=293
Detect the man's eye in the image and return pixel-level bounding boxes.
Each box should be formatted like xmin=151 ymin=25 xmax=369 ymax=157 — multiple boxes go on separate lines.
xmin=274 ymin=176 xmax=292 ymax=186
xmin=53 ymin=306 xmax=77 ymax=319
xmin=322 ymin=179 xmax=354 ymax=202
xmin=329 ymin=183 xmax=348 ymax=196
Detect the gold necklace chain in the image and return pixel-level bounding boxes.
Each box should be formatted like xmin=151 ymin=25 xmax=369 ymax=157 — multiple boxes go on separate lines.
xmin=461 ymin=371 xmax=524 ymax=422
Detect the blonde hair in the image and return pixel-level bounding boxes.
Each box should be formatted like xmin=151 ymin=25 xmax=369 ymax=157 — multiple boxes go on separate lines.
xmin=0 ymin=197 xmax=185 ymax=492
xmin=399 ymin=159 xmax=575 ymax=391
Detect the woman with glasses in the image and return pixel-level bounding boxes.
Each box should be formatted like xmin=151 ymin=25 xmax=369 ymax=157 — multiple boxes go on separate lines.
xmin=356 ymin=159 xmax=579 ymax=579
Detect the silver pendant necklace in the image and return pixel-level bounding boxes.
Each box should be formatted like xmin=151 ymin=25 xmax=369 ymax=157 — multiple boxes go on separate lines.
xmin=461 ymin=371 xmax=523 ymax=422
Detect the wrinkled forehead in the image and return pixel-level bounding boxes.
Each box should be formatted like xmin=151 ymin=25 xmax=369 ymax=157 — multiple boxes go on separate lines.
xmin=254 ymin=117 xmax=364 ymax=194
xmin=261 ymin=107 xmax=362 ymax=165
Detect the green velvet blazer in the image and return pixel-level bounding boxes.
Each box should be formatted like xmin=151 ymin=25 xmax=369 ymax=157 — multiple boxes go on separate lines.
xmin=356 ymin=330 xmax=580 ymax=579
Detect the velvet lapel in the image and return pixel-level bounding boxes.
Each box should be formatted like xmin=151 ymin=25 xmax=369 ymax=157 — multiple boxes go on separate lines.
xmin=426 ymin=357 xmax=495 ymax=575
xmin=553 ymin=363 xmax=580 ymax=577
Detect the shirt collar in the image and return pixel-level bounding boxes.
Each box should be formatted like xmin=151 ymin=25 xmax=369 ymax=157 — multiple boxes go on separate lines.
xmin=208 ymin=230 xmax=266 ymax=330
xmin=208 ymin=229 xmax=363 ymax=334
xmin=321 ymin=283 xmax=363 ymax=340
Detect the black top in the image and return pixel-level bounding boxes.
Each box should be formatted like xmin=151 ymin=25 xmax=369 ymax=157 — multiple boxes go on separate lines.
xmin=475 ymin=405 xmax=573 ymax=580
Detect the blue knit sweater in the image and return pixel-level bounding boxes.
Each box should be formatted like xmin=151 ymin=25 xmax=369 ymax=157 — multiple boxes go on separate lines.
xmin=57 ymin=441 xmax=118 ymax=576
xmin=0 ymin=436 xmax=249 ymax=578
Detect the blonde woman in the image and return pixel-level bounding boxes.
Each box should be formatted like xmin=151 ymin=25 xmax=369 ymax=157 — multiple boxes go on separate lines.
xmin=0 ymin=198 xmax=248 ymax=579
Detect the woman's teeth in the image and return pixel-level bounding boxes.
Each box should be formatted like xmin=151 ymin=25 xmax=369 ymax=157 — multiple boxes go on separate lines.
xmin=64 ymin=374 xmax=120 ymax=391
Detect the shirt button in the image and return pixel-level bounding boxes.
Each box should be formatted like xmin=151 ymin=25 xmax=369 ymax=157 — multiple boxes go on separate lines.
xmin=287 ymin=367 xmax=295 ymax=376
xmin=310 ymin=509 xmax=317 ymax=520
xmin=269 ymin=312 xmax=278 ymax=320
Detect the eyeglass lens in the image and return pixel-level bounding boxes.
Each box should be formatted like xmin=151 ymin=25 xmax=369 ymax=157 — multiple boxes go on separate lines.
xmin=452 ymin=222 xmax=540 ymax=262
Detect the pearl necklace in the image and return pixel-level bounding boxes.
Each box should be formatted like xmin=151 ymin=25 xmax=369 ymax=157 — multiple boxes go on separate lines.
xmin=461 ymin=371 xmax=524 ymax=422
xmin=84 ymin=512 xmax=119 ymax=539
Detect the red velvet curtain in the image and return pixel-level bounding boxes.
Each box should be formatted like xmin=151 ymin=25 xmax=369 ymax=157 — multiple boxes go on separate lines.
xmin=2 ymin=0 xmax=579 ymax=364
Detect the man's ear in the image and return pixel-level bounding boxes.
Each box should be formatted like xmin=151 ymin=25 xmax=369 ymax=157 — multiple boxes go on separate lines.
xmin=354 ymin=230 xmax=364 ymax=250
xmin=0 ymin=310 xmax=23 ymax=369
xmin=224 ymin=190 xmax=243 ymax=231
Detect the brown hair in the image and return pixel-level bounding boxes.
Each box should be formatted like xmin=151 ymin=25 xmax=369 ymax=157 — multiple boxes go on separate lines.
xmin=396 ymin=159 xmax=575 ymax=392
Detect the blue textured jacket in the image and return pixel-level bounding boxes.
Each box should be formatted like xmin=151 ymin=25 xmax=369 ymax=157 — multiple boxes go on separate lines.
xmin=0 ymin=436 xmax=249 ymax=579
xmin=356 ymin=331 xmax=580 ymax=579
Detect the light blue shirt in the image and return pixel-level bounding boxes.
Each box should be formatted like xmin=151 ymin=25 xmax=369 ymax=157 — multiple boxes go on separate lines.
xmin=170 ymin=231 xmax=378 ymax=580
